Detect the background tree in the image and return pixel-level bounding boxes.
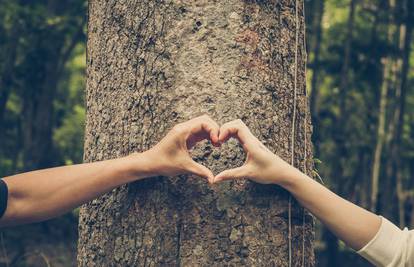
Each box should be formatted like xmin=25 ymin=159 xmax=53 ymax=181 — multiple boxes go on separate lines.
xmin=0 ymin=0 xmax=86 ymax=265
xmin=306 ymin=0 xmax=414 ymax=265
xmin=77 ymin=0 xmax=314 ymax=266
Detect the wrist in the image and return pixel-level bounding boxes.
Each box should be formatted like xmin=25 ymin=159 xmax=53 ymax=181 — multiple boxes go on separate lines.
xmin=277 ymin=166 xmax=309 ymax=192
xmin=264 ymin=155 xmax=296 ymax=186
xmin=122 ymin=151 xmax=160 ymax=181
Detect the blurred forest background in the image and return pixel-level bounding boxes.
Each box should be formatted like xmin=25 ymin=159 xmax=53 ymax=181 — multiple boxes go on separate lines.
xmin=0 ymin=0 xmax=413 ymax=266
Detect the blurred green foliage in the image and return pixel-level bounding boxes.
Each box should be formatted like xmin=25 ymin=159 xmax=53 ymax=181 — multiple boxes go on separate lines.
xmin=53 ymin=44 xmax=86 ymax=165
xmin=306 ymin=0 xmax=413 ymax=265
xmin=0 ymin=0 xmax=86 ymax=175
xmin=0 ymin=0 xmax=86 ymax=266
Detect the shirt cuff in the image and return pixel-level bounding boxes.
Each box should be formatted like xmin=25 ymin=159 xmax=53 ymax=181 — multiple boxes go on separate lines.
xmin=357 ymin=216 xmax=405 ymax=266
xmin=0 ymin=179 xmax=8 ymax=218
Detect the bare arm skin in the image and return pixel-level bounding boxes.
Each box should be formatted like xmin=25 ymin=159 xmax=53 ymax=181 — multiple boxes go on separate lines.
xmin=214 ymin=119 xmax=381 ymax=251
xmin=0 ymin=115 xmax=219 ymax=227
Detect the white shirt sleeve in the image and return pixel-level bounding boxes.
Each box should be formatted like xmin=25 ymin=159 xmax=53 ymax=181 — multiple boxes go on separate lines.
xmin=357 ymin=216 xmax=414 ymax=267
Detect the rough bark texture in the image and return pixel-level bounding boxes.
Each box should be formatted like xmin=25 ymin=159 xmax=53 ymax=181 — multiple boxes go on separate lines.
xmin=78 ymin=0 xmax=314 ymax=266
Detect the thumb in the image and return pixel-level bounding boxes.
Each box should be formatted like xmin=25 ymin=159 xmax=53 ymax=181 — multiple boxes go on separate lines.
xmin=214 ymin=166 xmax=248 ymax=183
xmin=187 ymin=160 xmax=215 ymax=183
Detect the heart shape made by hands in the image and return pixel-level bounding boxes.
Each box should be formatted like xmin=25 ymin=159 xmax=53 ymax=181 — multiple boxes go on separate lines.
xmin=181 ymin=116 xmax=259 ymax=184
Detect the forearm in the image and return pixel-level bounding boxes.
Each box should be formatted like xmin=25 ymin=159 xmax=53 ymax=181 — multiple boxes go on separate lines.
xmin=279 ymin=168 xmax=381 ymax=250
xmin=0 ymin=152 xmax=154 ymax=226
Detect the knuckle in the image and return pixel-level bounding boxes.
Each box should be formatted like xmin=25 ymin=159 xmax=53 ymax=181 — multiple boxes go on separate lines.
xmin=200 ymin=122 xmax=209 ymax=129
xmin=172 ymin=124 xmax=185 ymax=134
xmin=198 ymin=114 xmax=211 ymax=122
xmin=220 ymin=124 xmax=229 ymax=132
xmin=228 ymin=119 xmax=243 ymax=127
xmin=202 ymin=115 xmax=216 ymax=125
xmin=236 ymin=120 xmax=248 ymax=130
xmin=236 ymin=119 xmax=245 ymax=126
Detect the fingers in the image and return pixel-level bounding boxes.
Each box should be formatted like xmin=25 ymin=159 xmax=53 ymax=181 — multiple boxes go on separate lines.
xmin=187 ymin=160 xmax=215 ymax=184
xmin=167 ymin=117 xmax=258 ymax=186
xmin=182 ymin=115 xmax=220 ymax=148
xmin=213 ymin=166 xmax=249 ymax=183
xmin=218 ymin=119 xmax=257 ymax=149
xmin=173 ymin=117 xmax=256 ymax=149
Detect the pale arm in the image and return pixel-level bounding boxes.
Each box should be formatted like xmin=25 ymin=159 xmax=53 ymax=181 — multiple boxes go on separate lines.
xmin=0 ymin=115 xmax=220 ymax=227
xmin=279 ymin=168 xmax=381 ymax=250
xmin=281 ymin=171 xmax=414 ymax=267
xmin=0 ymin=153 xmax=153 ymax=226
xmin=214 ymin=119 xmax=381 ymax=251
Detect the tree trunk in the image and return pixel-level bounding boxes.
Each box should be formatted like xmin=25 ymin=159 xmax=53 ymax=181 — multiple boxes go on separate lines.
xmin=370 ymin=0 xmax=400 ymax=212
xmin=338 ymin=0 xmax=356 ymax=122
xmin=0 ymin=21 xmax=19 ymax=131
xmin=21 ymin=36 xmax=62 ymax=171
xmin=324 ymin=0 xmax=356 ymax=265
xmin=370 ymin=56 xmax=390 ymax=212
xmin=78 ymin=1 xmax=314 ymax=266
xmin=20 ymin=3 xmax=85 ymax=171
xmin=331 ymin=0 xmax=356 ymax=190
xmin=389 ymin=0 xmax=413 ymax=227
xmin=308 ymin=0 xmax=324 ymax=158
xmin=309 ymin=0 xmax=324 ymax=126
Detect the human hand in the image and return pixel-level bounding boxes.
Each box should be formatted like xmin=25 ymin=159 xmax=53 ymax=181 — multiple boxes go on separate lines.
xmin=213 ymin=119 xmax=297 ymax=185
xmin=144 ymin=115 xmax=220 ymax=183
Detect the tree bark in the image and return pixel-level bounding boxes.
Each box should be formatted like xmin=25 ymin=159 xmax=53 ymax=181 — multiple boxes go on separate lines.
xmin=78 ymin=1 xmax=314 ymax=266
